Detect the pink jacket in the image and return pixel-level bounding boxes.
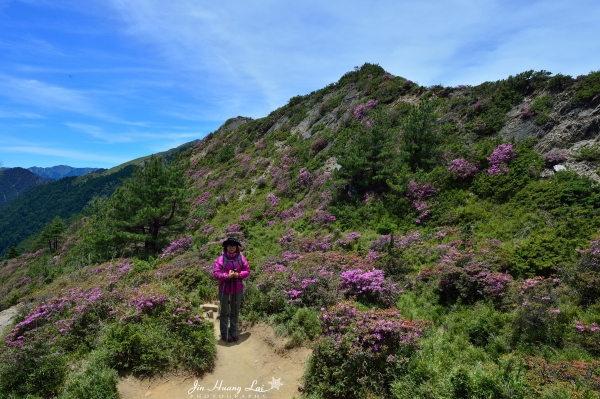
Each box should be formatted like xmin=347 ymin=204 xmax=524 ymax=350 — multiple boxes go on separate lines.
xmin=213 ymin=252 xmax=250 ymax=294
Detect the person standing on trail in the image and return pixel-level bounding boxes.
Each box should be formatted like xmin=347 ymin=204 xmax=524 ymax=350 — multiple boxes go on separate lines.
xmin=213 ymin=237 xmax=250 ymax=343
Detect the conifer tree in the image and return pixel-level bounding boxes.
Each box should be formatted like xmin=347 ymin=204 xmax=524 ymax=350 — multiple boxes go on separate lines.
xmin=36 ymin=216 xmax=66 ymax=252
xmin=7 ymin=246 xmax=20 ymax=259
xmin=106 ymin=155 xmax=189 ymax=253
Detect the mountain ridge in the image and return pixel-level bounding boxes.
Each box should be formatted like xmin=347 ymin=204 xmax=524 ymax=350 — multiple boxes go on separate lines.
xmin=2 ymin=64 xmax=600 ymax=398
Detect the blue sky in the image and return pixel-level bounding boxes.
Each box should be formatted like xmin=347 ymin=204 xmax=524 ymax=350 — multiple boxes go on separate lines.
xmin=1 ymin=0 xmax=599 ymax=169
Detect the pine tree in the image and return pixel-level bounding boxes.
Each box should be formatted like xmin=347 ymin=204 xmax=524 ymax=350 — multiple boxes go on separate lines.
xmin=7 ymin=246 xmax=20 ymax=259
xmin=37 ymin=216 xmax=67 ymax=252
xmin=106 ymin=155 xmax=189 ymax=253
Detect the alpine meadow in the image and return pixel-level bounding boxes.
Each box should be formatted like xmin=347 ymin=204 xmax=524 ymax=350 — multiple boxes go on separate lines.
xmin=4 ymin=63 xmax=600 ymax=398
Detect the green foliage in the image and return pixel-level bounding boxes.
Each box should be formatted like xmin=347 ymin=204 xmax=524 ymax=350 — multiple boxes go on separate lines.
xmin=398 ymin=99 xmax=440 ymax=172
xmin=0 ymin=165 xmax=136 ymax=257
xmin=7 ymin=246 xmax=20 ymax=259
xmin=0 ymin=339 xmax=67 ymax=398
xmin=58 ymin=351 xmax=119 ymax=399
xmin=101 ymin=155 xmax=189 ymax=254
xmin=530 ymin=94 xmax=553 ymax=126
xmin=273 ymin=306 xmax=321 ymax=349
xmin=337 ymin=62 xmax=387 ymax=88
xmin=573 ymin=143 xmax=600 ymax=162
xmin=574 ymin=70 xmax=600 ymax=104
xmin=546 ymin=73 xmax=573 ymax=92
xmin=217 ymin=145 xmax=235 ymax=163
xmin=472 ymin=141 xmax=544 ymax=202
xmin=36 ymin=215 xmax=66 ymax=252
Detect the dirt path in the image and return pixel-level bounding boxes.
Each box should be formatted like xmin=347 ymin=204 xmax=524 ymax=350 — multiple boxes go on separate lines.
xmin=118 ymin=315 xmax=312 ymax=399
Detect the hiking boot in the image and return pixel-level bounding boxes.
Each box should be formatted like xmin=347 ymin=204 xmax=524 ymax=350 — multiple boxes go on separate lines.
xmin=229 ymin=335 xmax=239 ymax=342
xmin=221 ymin=335 xmax=231 ymax=342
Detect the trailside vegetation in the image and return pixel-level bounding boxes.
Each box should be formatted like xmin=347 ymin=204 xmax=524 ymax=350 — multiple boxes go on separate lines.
xmin=3 ymin=64 xmax=600 ymax=398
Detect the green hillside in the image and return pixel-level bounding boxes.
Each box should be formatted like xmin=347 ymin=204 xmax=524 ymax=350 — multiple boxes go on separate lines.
xmin=0 ymin=165 xmax=137 ymax=258
xmin=0 ymin=167 xmax=52 ymax=206
xmin=3 ymin=64 xmax=600 ymax=398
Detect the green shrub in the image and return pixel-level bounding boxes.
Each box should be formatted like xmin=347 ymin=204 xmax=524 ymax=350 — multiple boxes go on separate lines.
xmin=0 ymin=339 xmax=67 ymax=398
xmin=573 ymin=144 xmax=600 ymax=162
xmin=304 ymin=302 xmax=430 ymax=398
xmin=546 ymin=73 xmax=573 ymax=92
xmin=574 ymin=70 xmax=600 ymax=104
xmin=58 ymin=351 xmax=119 ymax=399
xmin=511 ymin=277 xmax=570 ymax=346
xmin=472 ymin=141 xmax=544 ymax=202
xmin=530 ymin=94 xmax=553 ymax=126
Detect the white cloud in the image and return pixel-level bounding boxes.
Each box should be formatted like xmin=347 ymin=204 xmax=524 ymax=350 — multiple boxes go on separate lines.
xmin=65 ymin=122 xmax=201 ymax=143
xmin=105 ymin=0 xmax=600 ymax=105
xmin=0 ymin=74 xmax=109 ymax=118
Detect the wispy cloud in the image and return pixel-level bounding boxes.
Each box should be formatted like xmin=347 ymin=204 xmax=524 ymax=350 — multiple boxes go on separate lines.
xmin=106 ymin=0 xmax=600 ymax=105
xmin=0 ymin=74 xmax=108 ymax=118
xmin=0 ymin=108 xmax=44 ymax=119
xmin=65 ymin=122 xmax=201 ymax=144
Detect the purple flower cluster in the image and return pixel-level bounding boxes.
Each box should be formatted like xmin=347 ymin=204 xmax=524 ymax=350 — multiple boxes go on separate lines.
xmin=266 ymin=193 xmax=280 ymax=207
xmin=574 ymin=321 xmax=600 ymax=333
xmin=279 ymin=230 xmax=295 ymax=248
xmin=196 ymin=192 xmax=212 ymax=206
xmin=345 ymin=232 xmax=361 ymax=240
xmin=318 ymin=302 xmax=430 ymax=355
xmin=239 ymin=214 xmax=250 ymax=221
xmin=312 ymin=210 xmax=336 ymax=226
xmin=353 ymin=99 xmax=378 ymax=122
xmin=160 ymin=236 xmax=193 ymax=259
xmin=521 ymin=104 xmax=534 ymax=117
xmin=202 ymin=225 xmax=215 ymax=234
xmin=127 ymin=293 xmax=167 ymax=316
xmin=296 ymin=168 xmax=313 ymax=187
xmin=300 ymin=235 xmax=333 ymax=253
xmin=406 ymin=182 xmax=438 ymax=224
xmin=226 ymin=223 xmax=241 ymax=233
xmin=447 ymin=158 xmax=479 ymax=179
xmin=544 ymin=149 xmax=568 ymax=166
xmin=5 ymin=287 xmax=108 ymax=347
xmin=340 ymin=269 xmax=401 ymax=306
xmin=487 ymin=143 xmax=515 ymax=175
xmin=379 ymin=233 xmax=426 ymax=253
xmin=280 ymin=202 xmax=305 ymax=222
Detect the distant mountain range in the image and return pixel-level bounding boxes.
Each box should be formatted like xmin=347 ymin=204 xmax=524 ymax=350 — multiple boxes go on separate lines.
xmin=27 ymin=165 xmax=104 ymax=180
xmin=0 ymin=168 xmax=53 ymax=207
xmin=0 ymin=139 xmax=199 ymax=256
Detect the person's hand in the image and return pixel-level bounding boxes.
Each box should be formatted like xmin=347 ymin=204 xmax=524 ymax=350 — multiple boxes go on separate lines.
xmin=228 ymin=270 xmax=235 ymax=279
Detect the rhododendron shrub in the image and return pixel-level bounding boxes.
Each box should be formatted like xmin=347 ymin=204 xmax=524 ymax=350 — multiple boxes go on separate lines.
xmin=406 ymin=181 xmax=438 ymax=224
xmin=487 ymin=143 xmax=515 ymax=175
xmin=340 ymin=268 xmax=402 ymax=306
xmin=567 ymin=237 xmax=600 ymax=306
xmin=448 ymin=158 xmax=479 ymax=179
xmin=304 ymin=302 xmax=430 ymax=398
xmin=512 ymin=277 xmax=568 ymax=345
xmin=159 ymin=236 xmax=193 ymax=259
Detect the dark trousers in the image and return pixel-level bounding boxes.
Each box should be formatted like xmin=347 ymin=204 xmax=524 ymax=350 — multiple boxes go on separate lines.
xmin=219 ymin=290 xmax=242 ymax=337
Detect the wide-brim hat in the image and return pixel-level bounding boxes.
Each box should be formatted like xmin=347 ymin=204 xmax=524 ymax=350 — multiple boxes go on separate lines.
xmin=222 ymin=237 xmax=242 ymax=248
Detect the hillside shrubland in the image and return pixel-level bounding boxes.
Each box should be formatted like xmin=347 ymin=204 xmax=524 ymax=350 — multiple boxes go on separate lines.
xmin=2 ymin=63 xmax=600 ymax=398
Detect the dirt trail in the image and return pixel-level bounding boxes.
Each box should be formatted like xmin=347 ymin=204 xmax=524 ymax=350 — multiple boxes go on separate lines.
xmin=118 ymin=315 xmax=312 ymax=399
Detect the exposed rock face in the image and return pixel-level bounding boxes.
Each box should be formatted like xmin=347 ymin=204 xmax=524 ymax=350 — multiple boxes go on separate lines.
xmin=290 ymin=84 xmax=363 ymax=139
xmin=499 ymin=92 xmax=600 ymax=181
